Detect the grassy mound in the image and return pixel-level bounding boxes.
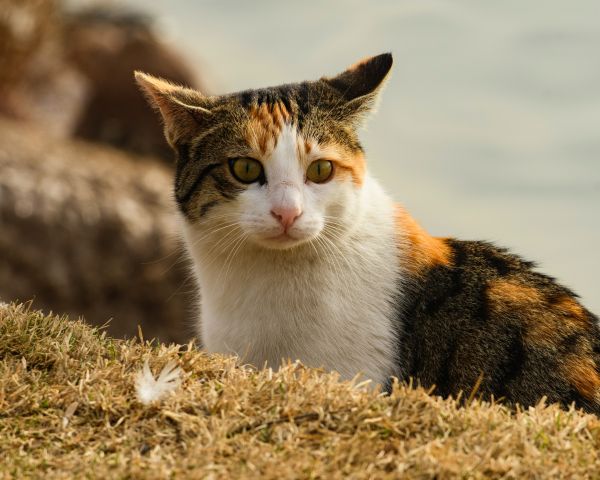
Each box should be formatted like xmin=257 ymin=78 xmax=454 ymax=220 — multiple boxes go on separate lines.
xmin=1 ymin=303 xmax=599 ymax=478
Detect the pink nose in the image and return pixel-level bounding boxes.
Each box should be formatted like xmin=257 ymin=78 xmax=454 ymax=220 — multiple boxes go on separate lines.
xmin=271 ymin=205 xmax=302 ymax=230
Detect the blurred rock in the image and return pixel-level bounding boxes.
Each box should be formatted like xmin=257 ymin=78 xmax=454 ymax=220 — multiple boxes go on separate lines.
xmin=63 ymin=7 xmax=201 ymax=160
xmin=0 ymin=0 xmax=86 ymax=135
xmin=0 ymin=118 xmax=194 ymax=343
xmin=0 ymin=2 xmax=202 ymax=161
xmin=0 ymin=2 xmax=203 ymax=340
xmin=0 ymin=0 xmax=56 ymax=96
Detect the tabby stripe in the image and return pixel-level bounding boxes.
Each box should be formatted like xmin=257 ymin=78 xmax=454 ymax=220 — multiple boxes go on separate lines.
xmin=559 ymin=332 xmax=585 ymax=354
xmin=210 ymin=172 xmax=238 ymax=200
xmin=493 ymin=327 xmax=525 ymax=400
xmin=199 ymin=199 xmax=222 ymax=217
xmin=295 ymin=82 xmax=311 ymax=128
xmin=240 ymin=90 xmax=254 ymax=108
xmin=175 ymin=143 xmax=191 ymax=186
xmin=435 ymin=338 xmax=457 ymax=398
xmin=177 ymin=163 xmax=222 ymax=204
xmin=482 ymin=250 xmax=512 ymax=276
xmin=474 ymin=284 xmax=490 ymax=323
xmin=280 ymin=94 xmax=293 ymax=118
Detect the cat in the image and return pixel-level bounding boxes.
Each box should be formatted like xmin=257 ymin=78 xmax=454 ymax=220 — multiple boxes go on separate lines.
xmin=136 ymin=53 xmax=600 ymax=413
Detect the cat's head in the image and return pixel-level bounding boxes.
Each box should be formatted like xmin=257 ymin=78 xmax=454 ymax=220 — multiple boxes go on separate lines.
xmin=136 ymin=53 xmax=392 ymax=251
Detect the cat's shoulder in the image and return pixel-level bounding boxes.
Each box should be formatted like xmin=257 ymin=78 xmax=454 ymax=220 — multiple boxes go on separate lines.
xmin=406 ymin=237 xmax=599 ymax=332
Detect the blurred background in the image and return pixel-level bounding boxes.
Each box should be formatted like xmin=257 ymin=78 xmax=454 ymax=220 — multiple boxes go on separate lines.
xmin=1 ymin=0 xmax=598 ymax=342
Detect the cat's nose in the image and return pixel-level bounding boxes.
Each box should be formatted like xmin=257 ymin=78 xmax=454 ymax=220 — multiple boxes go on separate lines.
xmin=271 ymin=205 xmax=302 ymax=230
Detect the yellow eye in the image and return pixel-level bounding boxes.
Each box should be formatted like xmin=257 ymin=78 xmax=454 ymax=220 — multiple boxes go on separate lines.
xmin=230 ymin=157 xmax=264 ymax=184
xmin=306 ymin=160 xmax=333 ymax=183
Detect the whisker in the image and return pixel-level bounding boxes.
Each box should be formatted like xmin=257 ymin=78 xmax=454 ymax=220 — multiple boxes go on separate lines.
xmin=319 ymin=233 xmax=363 ymax=285
xmin=188 ymin=222 xmax=240 ymax=248
xmin=221 ymin=233 xmax=249 ymax=286
xmin=204 ymin=226 xmax=243 ymax=260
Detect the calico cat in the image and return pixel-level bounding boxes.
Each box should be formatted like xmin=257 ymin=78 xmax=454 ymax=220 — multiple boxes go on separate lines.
xmin=136 ymin=53 xmax=600 ymax=413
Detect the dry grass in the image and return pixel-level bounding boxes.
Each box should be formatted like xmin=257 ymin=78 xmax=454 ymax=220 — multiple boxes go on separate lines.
xmin=1 ymin=303 xmax=600 ymax=479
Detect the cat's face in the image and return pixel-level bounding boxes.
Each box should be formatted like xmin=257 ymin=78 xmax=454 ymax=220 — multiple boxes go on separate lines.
xmin=136 ymin=53 xmax=392 ymax=250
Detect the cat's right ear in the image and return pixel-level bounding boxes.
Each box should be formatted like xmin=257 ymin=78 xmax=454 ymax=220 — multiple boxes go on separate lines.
xmin=135 ymin=71 xmax=212 ymax=146
xmin=322 ymin=53 xmax=393 ymax=125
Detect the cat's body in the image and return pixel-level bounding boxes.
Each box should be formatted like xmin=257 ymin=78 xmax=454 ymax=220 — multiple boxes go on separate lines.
xmin=137 ymin=53 xmax=600 ymax=413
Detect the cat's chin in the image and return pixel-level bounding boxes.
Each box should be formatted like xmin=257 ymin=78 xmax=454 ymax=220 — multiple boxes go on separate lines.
xmin=251 ymin=232 xmax=313 ymax=251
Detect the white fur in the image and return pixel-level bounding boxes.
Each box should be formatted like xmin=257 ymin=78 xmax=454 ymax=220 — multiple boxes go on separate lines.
xmin=183 ymin=124 xmax=403 ymax=385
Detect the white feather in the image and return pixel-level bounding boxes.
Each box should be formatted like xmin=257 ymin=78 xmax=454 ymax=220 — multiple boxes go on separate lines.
xmin=135 ymin=360 xmax=181 ymax=405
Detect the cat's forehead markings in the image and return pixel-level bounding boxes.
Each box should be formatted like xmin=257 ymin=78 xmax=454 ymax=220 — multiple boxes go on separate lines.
xmin=304 ymin=140 xmax=313 ymax=155
xmin=245 ymin=101 xmax=291 ymax=155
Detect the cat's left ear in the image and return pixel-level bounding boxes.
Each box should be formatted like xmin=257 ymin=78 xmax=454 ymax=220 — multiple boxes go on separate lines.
xmin=322 ymin=52 xmax=393 ymax=124
xmin=135 ymin=71 xmax=212 ymax=147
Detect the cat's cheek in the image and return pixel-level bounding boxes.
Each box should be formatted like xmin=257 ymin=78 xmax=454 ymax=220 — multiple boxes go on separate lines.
xmin=307 ymin=178 xmax=359 ymax=224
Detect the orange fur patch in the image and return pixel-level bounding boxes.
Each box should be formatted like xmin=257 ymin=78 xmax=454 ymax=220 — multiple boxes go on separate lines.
xmin=564 ymin=355 xmax=600 ymax=402
xmin=487 ymin=280 xmax=543 ymax=309
xmin=487 ymin=280 xmax=557 ymax=344
xmin=487 ymin=280 xmax=560 ymax=342
xmin=245 ymin=102 xmax=291 ymax=154
xmin=554 ymin=295 xmax=586 ymax=320
xmin=334 ymin=150 xmax=366 ymax=186
xmin=304 ymin=140 xmax=312 ymax=155
xmin=394 ymin=206 xmax=451 ymax=274
xmin=487 ymin=280 xmax=591 ymax=348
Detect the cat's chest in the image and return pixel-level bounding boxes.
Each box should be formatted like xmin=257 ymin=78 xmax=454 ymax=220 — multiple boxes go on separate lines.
xmin=195 ymin=238 xmax=401 ymax=384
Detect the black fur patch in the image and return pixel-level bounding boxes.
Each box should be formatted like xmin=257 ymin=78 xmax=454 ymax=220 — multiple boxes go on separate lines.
xmin=394 ymin=239 xmax=600 ymax=414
